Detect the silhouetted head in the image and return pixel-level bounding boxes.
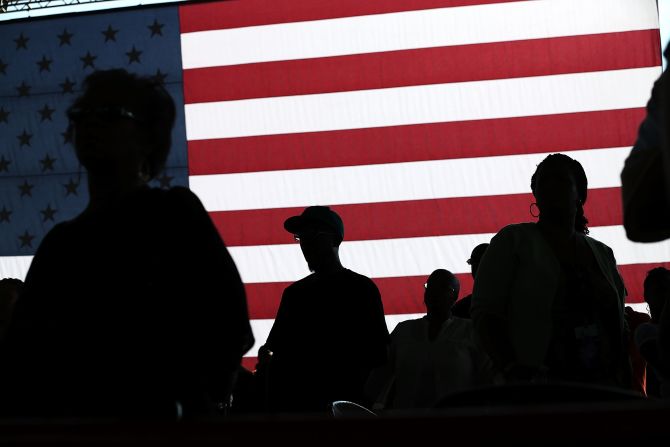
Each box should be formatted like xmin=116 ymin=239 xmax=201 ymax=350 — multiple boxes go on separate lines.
xmin=67 ymin=69 xmax=176 ymax=181
xmin=530 ymin=153 xmax=589 ymax=234
xmin=424 ymin=269 xmax=459 ymax=319
xmin=644 ymin=267 xmax=670 ymax=323
xmin=467 ymin=243 xmax=489 ymax=278
xmin=284 ymin=206 xmax=344 ymax=273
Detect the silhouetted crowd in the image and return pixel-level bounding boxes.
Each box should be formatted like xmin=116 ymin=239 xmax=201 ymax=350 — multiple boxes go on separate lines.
xmin=1 ymin=62 xmax=670 ymax=420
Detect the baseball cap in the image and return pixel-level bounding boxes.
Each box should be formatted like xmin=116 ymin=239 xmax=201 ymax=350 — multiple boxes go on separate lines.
xmin=284 ymin=206 xmax=344 ymax=242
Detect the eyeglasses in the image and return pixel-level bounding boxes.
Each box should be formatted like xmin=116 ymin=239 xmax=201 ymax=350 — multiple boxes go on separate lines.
xmin=424 ymin=282 xmax=456 ymax=294
xmin=67 ymin=105 xmax=144 ymax=124
xmin=293 ymin=231 xmax=333 ymax=243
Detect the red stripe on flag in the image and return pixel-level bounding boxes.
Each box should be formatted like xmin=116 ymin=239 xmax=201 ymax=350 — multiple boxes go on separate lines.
xmin=188 ymin=108 xmax=645 ymax=176
xmin=214 ymin=188 xmax=623 ymax=247
xmin=183 ymin=31 xmax=661 ymax=104
xmin=241 ymin=357 xmax=257 ymax=372
xmin=244 ymin=281 xmax=288 ymax=320
xmin=619 ymin=263 xmax=670 ymax=303
xmin=242 ymin=263 xmax=666 ymax=319
xmin=179 ymin=0 xmax=523 ymax=33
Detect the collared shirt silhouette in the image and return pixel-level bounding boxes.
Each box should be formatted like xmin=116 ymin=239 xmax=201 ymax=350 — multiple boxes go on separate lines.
xmin=379 ymin=270 xmax=492 ymax=409
xmin=259 ymin=206 xmax=389 ymax=412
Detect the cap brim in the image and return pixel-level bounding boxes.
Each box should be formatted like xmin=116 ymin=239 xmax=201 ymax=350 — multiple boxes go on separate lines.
xmin=284 ymin=215 xmax=336 ymax=235
xmin=284 ymin=216 xmax=309 ymax=234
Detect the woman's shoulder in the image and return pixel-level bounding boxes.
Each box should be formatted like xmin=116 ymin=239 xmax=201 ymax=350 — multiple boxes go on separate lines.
xmin=27 ymin=218 xmax=83 ymax=264
xmin=493 ymin=222 xmax=538 ymax=239
xmin=35 ymin=222 xmax=64 ymax=248
xmin=40 ymin=217 xmax=84 ymax=243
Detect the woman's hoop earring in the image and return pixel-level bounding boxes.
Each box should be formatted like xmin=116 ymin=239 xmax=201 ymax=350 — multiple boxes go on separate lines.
xmin=530 ymin=202 xmax=540 ymax=218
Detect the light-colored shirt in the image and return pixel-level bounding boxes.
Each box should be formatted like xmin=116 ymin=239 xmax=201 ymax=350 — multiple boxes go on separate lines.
xmin=386 ymin=316 xmax=492 ymax=409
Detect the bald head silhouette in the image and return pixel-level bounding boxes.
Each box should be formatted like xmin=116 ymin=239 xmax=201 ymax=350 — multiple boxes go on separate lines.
xmin=424 ymin=269 xmax=459 ymax=320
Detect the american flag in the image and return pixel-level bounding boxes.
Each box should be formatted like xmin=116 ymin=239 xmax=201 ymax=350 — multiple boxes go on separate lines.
xmin=1 ymin=0 xmax=668 ymax=369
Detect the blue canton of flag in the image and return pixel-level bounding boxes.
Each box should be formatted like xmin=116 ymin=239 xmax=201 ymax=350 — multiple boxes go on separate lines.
xmin=0 ymin=6 xmax=188 ymax=270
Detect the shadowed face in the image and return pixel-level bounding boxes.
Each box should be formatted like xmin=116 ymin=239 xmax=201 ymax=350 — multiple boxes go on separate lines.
xmin=295 ymin=227 xmax=338 ymax=272
xmin=69 ymin=86 xmax=149 ymax=178
xmin=533 ymin=164 xmax=580 ymax=220
xmin=424 ymin=271 xmax=457 ymax=316
xmin=644 ymin=280 xmax=668 ymax=322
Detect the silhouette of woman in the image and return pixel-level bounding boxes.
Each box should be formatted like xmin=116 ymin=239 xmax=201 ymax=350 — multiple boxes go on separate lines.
xmin=472 ymin=154 xmax=629 ymax=388
xmin=4 ymin=70 xmax=253 ymax=419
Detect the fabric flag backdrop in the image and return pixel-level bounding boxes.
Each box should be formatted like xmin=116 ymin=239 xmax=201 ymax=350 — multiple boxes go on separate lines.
xmin=1 ymin=0 xmax=668 ymax=369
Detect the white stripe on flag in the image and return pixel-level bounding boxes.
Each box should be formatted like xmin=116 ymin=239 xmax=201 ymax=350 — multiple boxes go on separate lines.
xmin=591 ymin=226 xmax=670 ymax=266
xmin=180 ymin=0 xmax=659 ymax=69
xmin=184 ymin=67 xmax=660 ymax=140
xmin=231 ymin=233 xmax=496 ymax=284
xmin=4 ymin=226 xmax=667 ymax=284
xmin=246 ymin=313 xmax=425 ymax=358
xmin=189 ymin=147 xmax=630 ymax=212
xmin=225 ymin=225 xmax=670 ymax=284
xmin=0 ymin=256 xmax=34 ymax=282
xmin=247 ymin=319 xmax=273 ymax=359
xmin=627 ymin=303 xmax=650 ymax=315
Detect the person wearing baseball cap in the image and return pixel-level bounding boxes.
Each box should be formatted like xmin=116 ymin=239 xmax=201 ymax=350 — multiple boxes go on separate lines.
xmin=283 ymin=206 xmax=345 ymax=273
xmin=257 ymin=206 xmax=390 ymax=413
